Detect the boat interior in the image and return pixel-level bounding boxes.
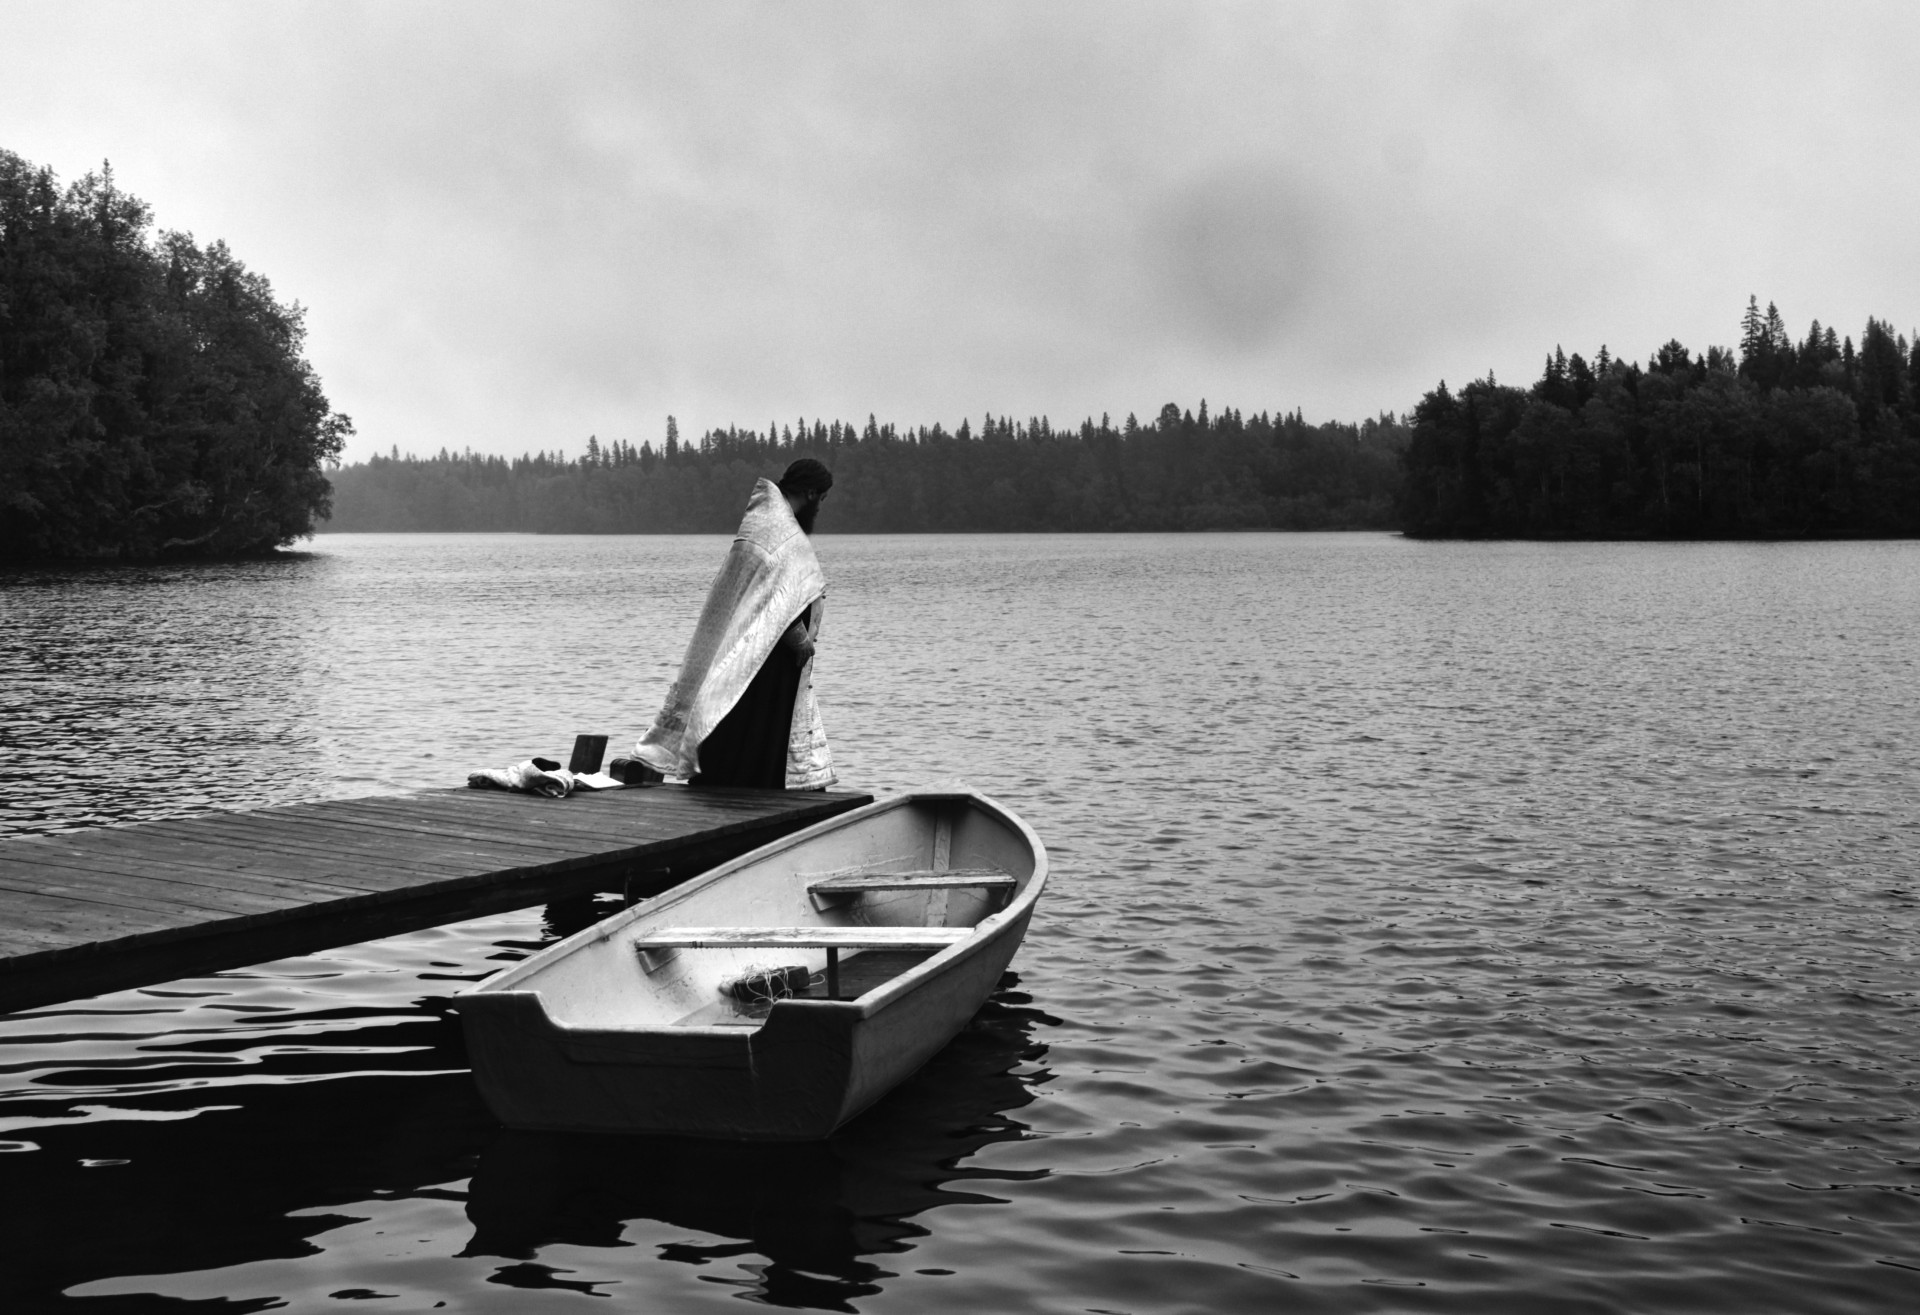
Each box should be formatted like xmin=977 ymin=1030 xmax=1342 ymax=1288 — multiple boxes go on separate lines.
xmin=484 ymin=794 xmax=1037 ymax=1032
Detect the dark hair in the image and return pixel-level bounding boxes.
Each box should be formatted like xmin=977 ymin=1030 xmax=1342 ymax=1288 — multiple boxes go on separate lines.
xmin=777 ymin=458 xmax=834 ymax=497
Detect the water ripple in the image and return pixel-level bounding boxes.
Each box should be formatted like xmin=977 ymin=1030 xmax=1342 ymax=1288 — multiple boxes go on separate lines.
xmin=3 ymin=534 xmax=1919 ymax=1310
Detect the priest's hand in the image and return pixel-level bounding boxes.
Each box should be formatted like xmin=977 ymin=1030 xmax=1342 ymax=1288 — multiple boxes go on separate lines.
xmin=782 ymin=621 xmax=816 ymax=662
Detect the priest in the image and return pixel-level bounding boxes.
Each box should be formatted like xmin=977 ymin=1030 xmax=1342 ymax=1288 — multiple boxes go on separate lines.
xmin=630 ymin=459 xmax=835 ymax=789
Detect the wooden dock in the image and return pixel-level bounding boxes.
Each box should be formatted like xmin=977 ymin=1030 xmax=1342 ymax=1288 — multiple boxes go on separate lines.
xmin=0 ymin=784 xmax=872 ymax=1016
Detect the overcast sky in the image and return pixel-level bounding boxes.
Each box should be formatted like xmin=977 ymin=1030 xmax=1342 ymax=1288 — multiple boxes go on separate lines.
xmin=6 ymin=1 xmax=1918 ymax=464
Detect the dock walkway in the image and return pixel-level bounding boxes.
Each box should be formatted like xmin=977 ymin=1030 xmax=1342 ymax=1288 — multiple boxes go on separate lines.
xmin=0 ymin=784 xmax=871 ymax=1015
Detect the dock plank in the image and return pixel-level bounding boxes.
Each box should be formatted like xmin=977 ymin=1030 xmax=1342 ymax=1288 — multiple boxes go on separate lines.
xmin=272 ymin=802 xmax=631 ymax=854
xmin=0 ymin=860 xmax=302 ymax=920
xmin=17 ymin=829 xmax=461 ymax=896
xmin=161 ymin=803 xmax=579 ymax=854
xmin=0 ymin=784 xmax=870 ymax=1014
xmin=0 ymin=884 xmax=217 ymax=942
xmin=48 ymin=822 xmax=483 ymax=882
xmin=61 ymin=807 xmax=576 ymax=872
xmin=2 ymin=838 xmax=382 ymax=902
xmin=333 ymin=790 xmax=758 ymax=837
xmin=303 ymin=796 xmax=822 ymax=861
xmin=127 ymin=816 xmax=535 ymax=876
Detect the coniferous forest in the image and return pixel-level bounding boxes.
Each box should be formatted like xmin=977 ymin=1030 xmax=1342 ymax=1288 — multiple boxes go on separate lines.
xmin=0 ymin=151 xmax=351 ymax=563
xmin=5 ymin=143 xmax=1913 ymax=554
xmin=321 ymin=406 xmax=1409 ymax=534
xmin=1399 ymin=300 xmax=1920 ymax=538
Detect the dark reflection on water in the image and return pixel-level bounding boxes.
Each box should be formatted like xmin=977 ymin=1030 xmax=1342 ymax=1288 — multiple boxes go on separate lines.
xmin=12 ymin=1070 xmax=486 ymax=1311
xmin=5 ymin=534 xmax=1920 ymax=1312
xmin=462 ymin=990 xmax=1051 ymax=1308
xmin=3 ymin=967 xmax=481 ymax=1312
xmin=6 ymin=970 xmax=1046 ymax=1312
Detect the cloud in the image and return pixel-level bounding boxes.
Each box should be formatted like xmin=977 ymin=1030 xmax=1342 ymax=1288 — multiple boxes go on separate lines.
xmin=1143 ymin=168 xmax=1328 ymax=351
xmin=4 ymin=1 xmax=1920 ymax=460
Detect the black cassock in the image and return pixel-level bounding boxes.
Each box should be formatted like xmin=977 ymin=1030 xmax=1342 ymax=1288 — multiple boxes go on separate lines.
xmin=689 ymin=614 xmax=809 ymax=789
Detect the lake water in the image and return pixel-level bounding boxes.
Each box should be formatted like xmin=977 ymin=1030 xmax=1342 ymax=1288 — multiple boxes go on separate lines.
xmin=2 ymin=531 xmax=1918 ymax=1313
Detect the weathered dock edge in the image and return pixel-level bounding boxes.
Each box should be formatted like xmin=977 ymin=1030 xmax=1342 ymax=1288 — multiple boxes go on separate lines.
xmin=0 ymin=785 xmax=872 ymax=1016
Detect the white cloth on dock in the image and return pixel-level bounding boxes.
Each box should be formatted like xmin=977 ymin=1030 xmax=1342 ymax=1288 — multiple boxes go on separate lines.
xmin=468 ymin=760 xmax=576 ymax=798
xmin=632 ymin=478 xmax=834 ymax=789
xmin=466 ymin=762 xmax=627 ymax=797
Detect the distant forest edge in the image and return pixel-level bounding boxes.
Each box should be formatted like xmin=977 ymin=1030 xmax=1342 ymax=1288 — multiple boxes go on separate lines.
xmin=1402 ymin=300 xmax=1920 ymax=538
xmin=321 ymin=407 xmax=1410 ymax=534
xmin=6 ymin=144 xmax=1913 ymax=556
xmin=1 ymin=151 xmax=350 ymax=563
xmin=326 ymin=301 xmax=1920 ymax=541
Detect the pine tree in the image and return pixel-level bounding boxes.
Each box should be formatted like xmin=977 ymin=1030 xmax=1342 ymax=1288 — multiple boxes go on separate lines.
xmin=1651 ymin=340 xmax=1691 ymax=374
xmin=1740 ymin=295 xmax=1767 ymax=362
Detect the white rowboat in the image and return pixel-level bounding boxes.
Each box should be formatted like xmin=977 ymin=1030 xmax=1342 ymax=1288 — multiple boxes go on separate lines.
xmin=454 ymin=787 xmax=1047 ymax=1140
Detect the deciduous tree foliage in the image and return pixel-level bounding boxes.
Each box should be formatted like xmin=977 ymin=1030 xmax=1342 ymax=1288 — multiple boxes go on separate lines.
xmin=1400 ymin=299 xmax=1920 ymax=537
xmin=323 ymin=408 xmax=1408 ymax=533
xmin=0 ymin=151 xmax=351 ymax=561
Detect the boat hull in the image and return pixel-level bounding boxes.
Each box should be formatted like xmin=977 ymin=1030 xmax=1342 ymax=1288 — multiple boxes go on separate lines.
xmin=455 ymin=789 xmax=1044 ymax=1139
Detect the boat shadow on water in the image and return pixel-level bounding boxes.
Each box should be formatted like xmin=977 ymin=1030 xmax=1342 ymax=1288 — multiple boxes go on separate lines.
xmin=460 ymin=978 xmax=1057 ymax=1303
xmin=4 ymin=971 xmax=1053 ymax=1311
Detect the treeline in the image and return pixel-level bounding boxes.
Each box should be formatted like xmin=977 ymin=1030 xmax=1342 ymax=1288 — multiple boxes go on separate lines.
xmin=322 ymin=405 xmax=1409 ymax=533
xmin=1401 ymin=299 xmax=1920 ymax=537
xmin=0 ymin=151 xmax=351 ymax=563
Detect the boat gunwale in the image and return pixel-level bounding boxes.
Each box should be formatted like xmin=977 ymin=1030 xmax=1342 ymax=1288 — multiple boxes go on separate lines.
xmin=454 ymin=786 xmax=1047 ymax=1031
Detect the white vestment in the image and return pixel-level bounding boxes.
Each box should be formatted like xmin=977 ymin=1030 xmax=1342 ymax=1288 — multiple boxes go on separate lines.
xmin=634 ymin=479 xmax=833 ymax=788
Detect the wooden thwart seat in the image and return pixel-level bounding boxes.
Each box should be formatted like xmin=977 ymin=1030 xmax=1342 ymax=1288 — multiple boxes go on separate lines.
xmin=632 ymin=925 xmax=971 ymax=999
xmin=631 ymin=926 xmax=971 ymax=950
xmin=806 ymin=867 xmax=1015 ymax=893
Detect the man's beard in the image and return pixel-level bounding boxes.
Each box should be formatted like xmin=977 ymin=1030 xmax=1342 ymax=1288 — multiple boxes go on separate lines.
xmin=794 ymin=497 xmax=819 ymax=534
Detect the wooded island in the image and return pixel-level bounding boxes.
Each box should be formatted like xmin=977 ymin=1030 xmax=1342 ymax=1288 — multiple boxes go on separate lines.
xmin=0 ymin=151 xmax=351 ymax=563
xmin=1400 ymin=301 xmax=1920 ymax=538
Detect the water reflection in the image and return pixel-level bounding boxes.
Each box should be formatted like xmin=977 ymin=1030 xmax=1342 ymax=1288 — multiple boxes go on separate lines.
xmin=22 ymin=978 xmax=1051 ymax=1309
xmin=13 ymin=1071 xmax=485 ymax=1308
xmin=0 ymin=535 xmax=731 ymax=836
xmin=9 ymin=534 xmax=1920 ymax=1310
xmin=0 ymin=552 xmax=340 ymax=834
xmin=463 ymin=987 xmax=1055 ymax=1308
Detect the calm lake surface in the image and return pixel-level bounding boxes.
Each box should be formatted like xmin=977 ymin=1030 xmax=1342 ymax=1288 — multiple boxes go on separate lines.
xmin=2 ymin=531 xmax=1918 ymax=1313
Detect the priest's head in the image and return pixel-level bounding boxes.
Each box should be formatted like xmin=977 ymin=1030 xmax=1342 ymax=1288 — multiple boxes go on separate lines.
xmin=778 ymin=459 xmax=833 ymax=534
